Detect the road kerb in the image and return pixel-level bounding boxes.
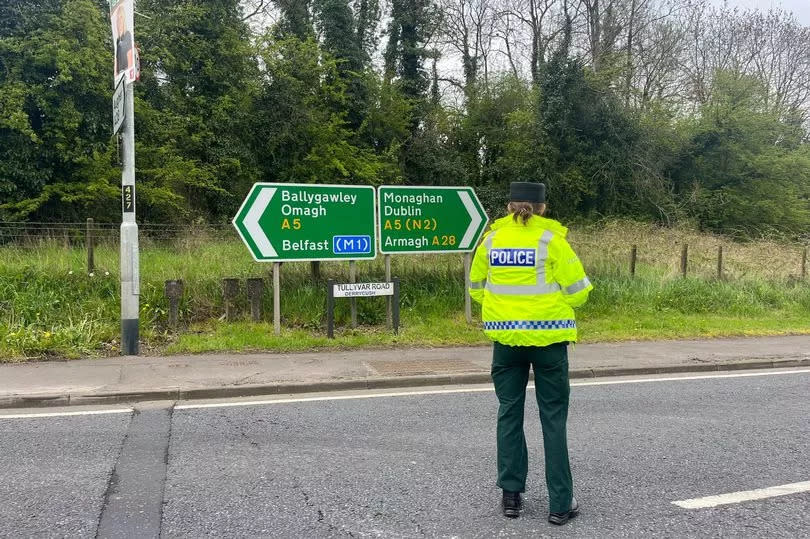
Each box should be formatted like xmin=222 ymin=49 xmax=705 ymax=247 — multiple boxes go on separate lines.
xmin=0 ymin=358 xmax=807 ymax=409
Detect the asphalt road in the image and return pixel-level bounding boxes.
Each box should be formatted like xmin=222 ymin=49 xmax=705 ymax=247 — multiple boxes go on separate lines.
xmin=1 ymin=369 xmax=808 ymax=538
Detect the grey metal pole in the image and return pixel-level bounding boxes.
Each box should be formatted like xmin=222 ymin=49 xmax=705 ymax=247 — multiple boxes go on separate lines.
xmin=349 ymin=260 xmax=357 ymax=328
xmin=326 ymin=280 xmax=335 ymax=339
xmin=392 ymin=278 xmax=400 ymax=335
xmin=273 ymin=262 xmax=281 ymax=336
xmin=385 ymin=254 xmax=392 ymax=329
xmin=120 ymin=81 xmax=140 ymax=356
xmin=464 ymin=252 xmax=472 ymax=324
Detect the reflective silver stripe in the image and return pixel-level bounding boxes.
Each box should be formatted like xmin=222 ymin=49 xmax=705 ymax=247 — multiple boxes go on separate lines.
xmin=563 ymin=277 xmax=591 ymax=295
xmin=485 ymin=231 xmax=497 ymax=285
xmin=470 ymin=280 xmax=486 ymax=289
xmin=484 ymin=232 xmax=496 ymax=250
xmin=486 ymin=282 xmax=561 ymax=295
xmin=536 ymin=230 xmax=554 ymax=284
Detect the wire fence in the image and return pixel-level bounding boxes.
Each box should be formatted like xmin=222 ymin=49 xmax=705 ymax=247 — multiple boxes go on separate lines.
xmin=0 ymin=221 xmax=237 ymax=246
xmin=1 ymin=219 xmax=807 ymax=282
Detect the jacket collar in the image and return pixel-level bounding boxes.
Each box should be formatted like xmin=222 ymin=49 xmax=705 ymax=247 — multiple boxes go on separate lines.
xmin=490 ymin=214 xmax=569 ymax=237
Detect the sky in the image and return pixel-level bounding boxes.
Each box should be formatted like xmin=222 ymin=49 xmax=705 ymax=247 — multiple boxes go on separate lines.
xmin=715 ymin=0 xmax=810 ymax=25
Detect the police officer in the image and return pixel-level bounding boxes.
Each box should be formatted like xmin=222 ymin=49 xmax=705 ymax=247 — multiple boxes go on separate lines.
xmin=469 ymin=182 xmax=592 ymax=525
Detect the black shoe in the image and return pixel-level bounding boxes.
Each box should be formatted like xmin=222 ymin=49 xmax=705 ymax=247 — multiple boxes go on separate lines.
xmin=548 ymin=497 xmax=579 ymax=526
xmin=502 ymin=490 xmax=522 ymax=518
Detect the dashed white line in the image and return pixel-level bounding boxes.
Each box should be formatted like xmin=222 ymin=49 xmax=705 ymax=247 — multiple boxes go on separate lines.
xmin=673 ymin=481 xmax=810 ymax=509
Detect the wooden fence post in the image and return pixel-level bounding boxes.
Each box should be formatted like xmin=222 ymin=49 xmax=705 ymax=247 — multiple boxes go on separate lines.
xmin=164 ymin=280 xmax=184 ymax=329
xmin=310 ymin=261 xmax=321 ymax=281
xmin=680 ymin=244 xmax=688 ymax=277
xmin=246 ymin=278 xmax=264 ymax=322
xmin=223 ymin=278 xmax=240 ymax=322
xmin=629 ymin=245 xmax=637 ymax=277
xmin=717 ymin=245 xmax=724 ymax=280
xmin=802 ymin=247 xmax=807 ymax=280
xmin=86 ymin=218 xmax=95 ymax=274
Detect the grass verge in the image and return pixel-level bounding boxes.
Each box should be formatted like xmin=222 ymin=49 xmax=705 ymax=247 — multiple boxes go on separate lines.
xmin=1 ymin=220 xmax=808 ymax=361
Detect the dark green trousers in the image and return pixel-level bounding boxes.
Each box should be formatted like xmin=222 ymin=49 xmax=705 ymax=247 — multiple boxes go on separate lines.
xmin=491 ymin=341 xmax=573 ymax=513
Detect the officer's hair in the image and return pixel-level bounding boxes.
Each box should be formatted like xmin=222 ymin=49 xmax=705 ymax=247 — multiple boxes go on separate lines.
xmin=507 ymin=202 xmax=546 ymax=224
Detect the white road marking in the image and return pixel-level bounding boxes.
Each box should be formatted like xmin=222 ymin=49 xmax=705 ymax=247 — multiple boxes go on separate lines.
xmin=175 ymin=368 xmax=810 ymax=410
xmin=673 ymin=481 xmax=810 ymax=509
xmin=175 ymin=387 xmax=499 ymax=410
xmin=1 ymin=368 xmax=806 ymax=416
xmin=0 ymin=408 xmax=133 ymax=420
xmin=572 ymin=368 xmax=810 ymax=387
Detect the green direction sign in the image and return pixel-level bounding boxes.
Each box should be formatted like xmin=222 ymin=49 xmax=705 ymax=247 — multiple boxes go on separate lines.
xmin=378 ymin=186 xmax=488 ymax=254
xmin=233 ymin=183 xmax=377 ymax=262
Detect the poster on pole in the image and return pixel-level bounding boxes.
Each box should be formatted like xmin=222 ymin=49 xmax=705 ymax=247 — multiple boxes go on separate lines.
xmin=110 ymin=0 xmax=138 ymax=84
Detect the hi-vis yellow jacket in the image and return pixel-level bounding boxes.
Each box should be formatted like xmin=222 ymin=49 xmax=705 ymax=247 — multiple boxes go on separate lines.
xmin=469 ymin=214 xmax=593 ymax=347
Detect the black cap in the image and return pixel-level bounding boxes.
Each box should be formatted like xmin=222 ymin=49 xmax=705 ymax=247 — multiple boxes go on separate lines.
xmin=510 ymin=182 xmax=545 ymax=203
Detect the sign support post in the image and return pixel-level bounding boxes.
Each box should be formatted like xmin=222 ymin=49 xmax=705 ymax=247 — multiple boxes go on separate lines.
xmin=464 ymin=252 xmax=472 ymax=324
xmin=392 ymin=278 xmax=400 ymax=334
xmin=120 ymin=80 xmax=139 ymax=355
xmin=326 ymin=280 xmax=335 ymax=339
xmin=385 ymin=255 xmax=392 ymax=328
xmin=349 ymin=260 xmax=357 ymax=328
xmin=273 ymin=262 xmax=281 ymax=336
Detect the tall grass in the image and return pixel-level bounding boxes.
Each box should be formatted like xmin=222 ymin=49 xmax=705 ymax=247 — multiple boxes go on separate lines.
xmin=1 ymin=220 xmax=808 ymax=360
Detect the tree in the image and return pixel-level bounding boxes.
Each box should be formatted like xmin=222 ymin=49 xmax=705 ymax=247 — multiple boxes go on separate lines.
xmin=252 ymin=37 xmax=395 ymax=187
xmin=0 ymin=0 xmax=116 ymax=221
xmin=133 ymin=0 xmax=262 ymax=222
xmin=385 ymin=0 xmax=438 ymax=105
xmin=671 ymin=72 xmax=810 ymax=234
xmin=536 ymin=55 xmax=644 ymax=218
xmin=314 ymin=0 xmax=369 ymax=129
xmin=354 ymin=0 xmax=382 ymax=63
xmin=438 ymin=0 xmax=495 ymax=99
xmin=274 ymin=0 xmax=313 ymax=39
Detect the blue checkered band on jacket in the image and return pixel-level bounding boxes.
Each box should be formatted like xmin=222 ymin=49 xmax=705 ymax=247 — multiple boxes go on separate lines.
xmin=483 ymin=320 xmax=577 ymax=331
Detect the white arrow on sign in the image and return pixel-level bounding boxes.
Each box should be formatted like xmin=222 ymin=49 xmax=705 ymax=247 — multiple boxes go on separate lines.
xmin=458 ymin=190 xmax=483 ymax=249
xmin=245 ymin=187 xmax=277 ymax=257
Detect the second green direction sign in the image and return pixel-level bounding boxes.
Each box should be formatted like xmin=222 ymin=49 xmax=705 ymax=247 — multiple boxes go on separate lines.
xmin=378 ymin=186 xmax=488 ymax=254
xmin=233 ymin=183 xmax=377 ymax=262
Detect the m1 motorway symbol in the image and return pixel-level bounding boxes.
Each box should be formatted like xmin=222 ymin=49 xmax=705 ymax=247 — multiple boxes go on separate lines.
xmin=333 ymin=235 xmax=372 ymax=255
xmin=233 ymin=183 xmax=377 ymax=262
xmin=378 ymin=186 xmax=488 ymax=254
